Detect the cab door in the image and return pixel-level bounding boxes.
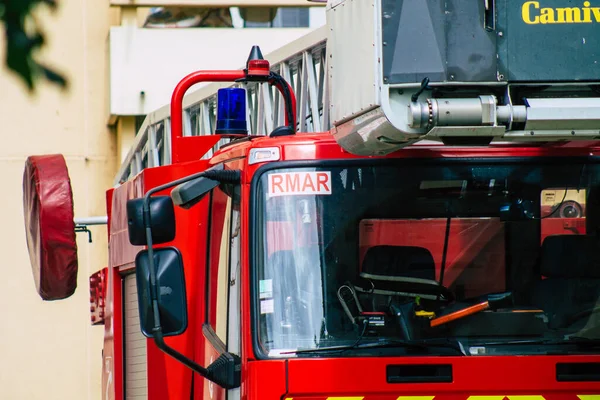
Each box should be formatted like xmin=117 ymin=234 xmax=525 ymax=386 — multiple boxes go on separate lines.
xmin=198 ymin=183 xmax=241 ymax=400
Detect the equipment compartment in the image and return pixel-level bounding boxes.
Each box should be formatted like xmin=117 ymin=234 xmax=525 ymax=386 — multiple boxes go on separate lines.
xmin=381 ymin=0 xmax=600 ymax=84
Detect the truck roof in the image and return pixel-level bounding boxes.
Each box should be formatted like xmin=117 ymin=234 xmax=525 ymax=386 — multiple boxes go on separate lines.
xmin=209 ymin=132 xmax=600 ymax=167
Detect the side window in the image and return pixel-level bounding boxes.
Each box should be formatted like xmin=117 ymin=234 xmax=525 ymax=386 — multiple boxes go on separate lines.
xmin=541 ymin=188 xmax=586 ymax=243
xmin=207 ymin=187 xmax=232 ymax=345
xmin=206 ymin=184 xmax=241 ymax=348
xmin=228 ymin=202 xmax=241 ymax=354
xmin=243 ymin=7 xmax=309 ymax=27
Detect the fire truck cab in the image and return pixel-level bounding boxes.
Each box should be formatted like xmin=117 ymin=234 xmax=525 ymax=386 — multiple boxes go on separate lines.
xmin=22 ymin=0 xmax=600 ymax=399
xmin=114 ymin=130 xmax=600 ymax=399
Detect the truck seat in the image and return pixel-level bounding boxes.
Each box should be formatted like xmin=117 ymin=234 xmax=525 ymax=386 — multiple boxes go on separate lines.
xmin=531 ymin=235 xmax=600 ymax=329
xmin=362 ymin=245 xmax=436 ymax=281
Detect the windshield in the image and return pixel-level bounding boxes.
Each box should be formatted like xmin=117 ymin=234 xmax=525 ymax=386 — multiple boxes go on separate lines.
xmin=254 ymin=159 xmax=600 ymax=357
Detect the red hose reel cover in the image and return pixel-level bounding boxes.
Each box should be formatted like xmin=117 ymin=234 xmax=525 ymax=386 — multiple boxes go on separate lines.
xmin=23 ymin=154 xmax=78 ymax=300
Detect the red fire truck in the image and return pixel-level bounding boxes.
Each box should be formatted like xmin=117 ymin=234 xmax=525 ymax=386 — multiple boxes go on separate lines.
xmin=22 ymin=1 xmax=600 ymax=399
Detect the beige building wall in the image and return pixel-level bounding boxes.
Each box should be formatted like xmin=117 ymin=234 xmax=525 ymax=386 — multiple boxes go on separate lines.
xmin=0 ymin=2 xmax=116 ymax=399
xmin=0 ymin=2 xmax=324 ymax=399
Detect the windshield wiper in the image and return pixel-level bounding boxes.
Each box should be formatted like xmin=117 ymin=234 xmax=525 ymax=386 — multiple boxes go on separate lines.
xmin=567 ymin=336 xmax=600 ymax=346
xmin=284 ymin=338 xmax=467 ymax=356
xmin=356 ymin=338 xmax=467 ymax=355
xmin=476 ymin=336 xmax=600 ymax=348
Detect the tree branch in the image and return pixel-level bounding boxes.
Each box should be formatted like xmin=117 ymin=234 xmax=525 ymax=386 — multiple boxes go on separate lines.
xmin=1 ymin=0 xmax=67 ymax=91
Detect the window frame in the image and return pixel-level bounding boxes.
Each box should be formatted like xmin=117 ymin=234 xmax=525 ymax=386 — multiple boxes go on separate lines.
xmin=204 ymin=184 xmax=242 ymax=354
xmin=249 ymin=156 xmax=600 ymax=359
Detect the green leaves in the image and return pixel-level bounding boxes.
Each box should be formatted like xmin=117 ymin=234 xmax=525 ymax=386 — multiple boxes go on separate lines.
xmin=2 ymin=0 xmax=67 ymax=91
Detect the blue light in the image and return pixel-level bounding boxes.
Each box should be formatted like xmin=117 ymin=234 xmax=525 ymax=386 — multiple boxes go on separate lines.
xmin=215 ymin=88 xmax=248 ymax=135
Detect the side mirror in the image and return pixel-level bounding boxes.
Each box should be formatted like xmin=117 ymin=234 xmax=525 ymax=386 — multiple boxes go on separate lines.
xmin=127 ymin=196 xmax=176 ymax=245
xmin=135 ymin=247 xmax=187 ymax=337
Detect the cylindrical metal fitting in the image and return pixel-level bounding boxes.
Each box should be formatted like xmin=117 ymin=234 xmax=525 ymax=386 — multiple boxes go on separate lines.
xmin=74 ymin=216 xmax=108 ymax=226
xmin=408 ymin=95 xmax=527 ymax=129
xmin=432 ymin=97 xmax=494 ymax=126
xmin=408 ymin=97 xmax=494 ymax=129
xmin=497 ymin=105 xmax=527 ymax=124
xmin=407 ymin=101 xmax=431 ymax=129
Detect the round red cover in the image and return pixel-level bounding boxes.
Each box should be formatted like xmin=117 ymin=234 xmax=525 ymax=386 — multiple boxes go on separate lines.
xmin=23 ymin=154 xmax=78 ymax=300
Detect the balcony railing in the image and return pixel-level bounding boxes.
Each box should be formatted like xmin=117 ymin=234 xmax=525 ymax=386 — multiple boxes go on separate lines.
xmin=111 ymin=0 xmax=324 ymax=6
xmin=110 ymin=0 xmax=325 ymax=7
xmin=113 ymin=25 xmax=328 ymax=185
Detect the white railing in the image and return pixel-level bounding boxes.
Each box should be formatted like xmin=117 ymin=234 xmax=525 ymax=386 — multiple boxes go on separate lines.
xmin=110 ymin=0 xmax=326 ymax=6
xmin=114 ymin=25 xmax=328 ymax=185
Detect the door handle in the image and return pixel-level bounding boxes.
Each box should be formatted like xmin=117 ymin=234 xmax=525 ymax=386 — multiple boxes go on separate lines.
xmin=557 ymin=363 xmax=600 ymax=382
xmin=387 ymin=364 xmax=452 ymax=383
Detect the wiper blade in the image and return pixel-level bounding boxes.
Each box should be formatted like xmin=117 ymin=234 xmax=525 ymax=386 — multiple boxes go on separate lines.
xmin=355 ymin=338 xmax=467 ymax=355
xmin=477 ymin=337 xmax=600 ymax=347
xmin=284 ymin=338 xmax=467 ymax=356
xmin=562 ymin=336 xmax=600 ymax=347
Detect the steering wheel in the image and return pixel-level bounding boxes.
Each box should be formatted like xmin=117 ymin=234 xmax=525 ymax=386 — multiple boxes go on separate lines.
xmin=363 ymin=277 xmax=455 ymax=304
xmin=404 ymin=281 xmax=455 ymax=304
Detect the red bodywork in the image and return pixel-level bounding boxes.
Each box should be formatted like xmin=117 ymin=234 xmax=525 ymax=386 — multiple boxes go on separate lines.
xmin=91 ymin=63 xmax=600 ymax=400
xmin=89 ymin=268 xmax=108 ymax=325
xmin=96 ymin=131 xmax=600 ymax=399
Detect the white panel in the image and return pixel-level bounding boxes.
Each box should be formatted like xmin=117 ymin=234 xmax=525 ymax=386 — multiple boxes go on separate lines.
xmin=109 ymin=27 xmax=315 ymax=116
xmin=327 ymin=0 xmax=380 ymax=125
xmin=309 ymin=7 xmax=327 ymax=28
xmin=113 ymin=26 xmax=328 ymax=185
xmin=124 ymin=274 xmax=147 ymax=400
xmin=110 ymin=0 xmax=322 ymax=6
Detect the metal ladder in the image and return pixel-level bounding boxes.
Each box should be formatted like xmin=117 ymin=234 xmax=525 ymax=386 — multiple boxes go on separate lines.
xmin=114 ymin=26 xmax=329 ymax=185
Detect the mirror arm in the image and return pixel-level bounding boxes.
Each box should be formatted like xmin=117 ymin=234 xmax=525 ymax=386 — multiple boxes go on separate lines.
xmin=140 ymin=167 xmax=241 ymax=381
xmin=142 ymin=191 xmax=211 ymax=378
